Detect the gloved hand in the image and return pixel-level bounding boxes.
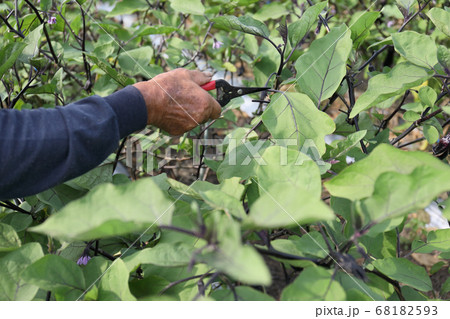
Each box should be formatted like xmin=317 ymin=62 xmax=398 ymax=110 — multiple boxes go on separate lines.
xmin=133 ymin=69 xmax=221 ymax=135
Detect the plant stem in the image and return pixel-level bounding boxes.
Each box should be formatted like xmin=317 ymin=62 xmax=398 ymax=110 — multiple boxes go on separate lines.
xmin=376 ymin=90 xmax=410 ymax=136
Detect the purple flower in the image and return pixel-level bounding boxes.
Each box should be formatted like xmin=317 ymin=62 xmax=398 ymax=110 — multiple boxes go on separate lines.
xmin=77 ymin=255 xmax=91 ymax=266
xmin=48 ymin=16 xmax=57 ymax=25
xmin=212 ymin=39 xmax=223 ymax=50
xmin=387 ymin=20 xmax=395 ymax=28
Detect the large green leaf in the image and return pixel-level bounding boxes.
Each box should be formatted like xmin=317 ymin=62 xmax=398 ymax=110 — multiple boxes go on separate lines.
xmin=361 ymin=166 xmax=450 ymax=223
xmin=199 ymin=245 xmax=271 ymax=286
xmin=30 ymin=178 xmax=174 ymax=241
xmin=0 ymin=243 xmax=43 ymax=301
xmin=427 ymin=8 xmax=450 ymax=37
xmin=288 ymin=2 xmax=327 ymax=46
xmin=169 ymin=0 xmax=205 ymax=15
xmin=372 ymin=258 xmax=432 ymax=292
xmin=0 ymin=223 xmax=21 ymax=252
xmin=211 ymin=15 xmax=270 ymax=39
xmin=21 ymin=254 xmax=86 ymax=300
xmin=246 ymin=183 xmax=334 ymax=229
xmin=325 ymin=143 xmax=450 ymax=201
xmin=295 ymin=24 xmax=352 ymax=107
xmin=262 ymin=92 xmax=335 ymax=156
xmin=255 ymin=145 xmax=323 ymax=197
xmin=392 ymin=31 xmax=438 ymax=69
xmin=349 ymin=62 xmax=432 ymax=118
xmin=124 ymin=243 xmax=194 ymax=271
xmin=98 ymin=259 xmax=136 ymax=301
xmin=0 ymin=42 xmax=27 ymax=79
xmin=349 ymin=12 xmax=381 ymax=48
xmin=281 ymin=267 xmax=346 ymax=301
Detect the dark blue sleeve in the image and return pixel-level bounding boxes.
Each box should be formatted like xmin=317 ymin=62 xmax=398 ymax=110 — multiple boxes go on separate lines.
xmin=0 ymin=86 xmax=148 ymax=200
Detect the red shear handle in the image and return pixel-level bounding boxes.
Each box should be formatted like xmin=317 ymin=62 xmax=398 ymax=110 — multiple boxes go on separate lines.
xmin=201 ymin=81 xmax=216 ymax=91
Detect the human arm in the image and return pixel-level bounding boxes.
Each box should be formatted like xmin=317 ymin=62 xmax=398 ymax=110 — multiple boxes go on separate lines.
xmin=0 ymin=69 xmax=221 ymax=200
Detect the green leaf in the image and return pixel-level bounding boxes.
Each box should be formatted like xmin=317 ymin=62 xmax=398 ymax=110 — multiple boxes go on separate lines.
xmin=123 ymin=243 xmax=194 ymax=271
xmin=0 ymin=223 xmax=21 ymax=252
xmin=20 ymin=24 xmax=44 ymax=62
xmin=392 ymin=31 xmax=438 ymax=69
xmin=441 ymin=277 xmax=450 ymax=295
xmin=246 ymin=183 xmax=334 ymax=229
xmin=167 ymin=177 xmax=244 ymax=200
xmin=88 ymin=55 xmax=134 ymax=87
xmin=349 ymin=11 xmax=381 ymax=48
xmin=0 ymin=243 xmax=43 ymax=301
xmin=257 ymin=145 xmax=323 ymax=195
xmin=418 ymin=86 xmax=437 ymax=108
xmin=262 ymin=92 xmax=335 ymax=155
xmin=412 ymin=229 xmax=450 ymax=253
xmin=98 ymin=259 xmax=136 ymax=301
xmin=222 ymin=61 xmax=237 ymax=73
xmin=217 ymin=140 xmax=271 ymax=181
xmin=350 ymin=62 xmax=432 ymax=118
xmin=30 ymin=178 xmax=174 ymax=241
xmin=211 ymin=15 xmax=270 ymax=39
xmin=253 ymin=2 xmax=289 ymax=21
xmin=199 ymin=245 xmax=271 ymax=286
xmin=118 ymin=46 xmax=154 ymax=77
xmin=21 ymin=254 xmax=86 ymax=300
xmin=106 ymin=0 xmax=148 ymax=17
xmin=65 ymin=164 xmax=113 ymax=190
xmin=210 ymin=286 xmax=275 ymax=301
xmin=423 ymin=125 xmax=439 ymax=144
xmin=295 ymin=24 xmax=352 ymax=107
xmin=169 ymin=0 xmax=205 ymax=15
xmin=403 ymin=110 xmax=421 ymax=122
xmin=329 ymin=130 xmax=367 ymax=159
xmin=372 ymin=258 xmax=432 ymax=292
xmin=396 ymin=0 xmax=417 ymax=14
xmin=37 ymin=184 xmax=85 ymax=211
xmin=288 ymin=1 xmax=327 ymax=46
xmin=135 ymin=25 xmax=178 ymax=37
xmin=0 ymin=42 xmax=27 ymax=80
xmin=437 ymin=45 xmax=450 ymax=72
xmin=199 ymin=190 xmax=246 ymax=219
xmin=361 ymin=166 xmax=450 ymax=222
xmin=281 ymin=267 xmax=346 ymax=301
xmin=427 ymin=8 xmax=450 ymax=37
xmin=40 ymin=0 xmax=52 ymax=11
xmin=325 ymin=143 xmax=450 ymax=201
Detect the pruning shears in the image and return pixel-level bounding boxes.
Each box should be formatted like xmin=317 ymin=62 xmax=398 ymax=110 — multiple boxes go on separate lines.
xmin=201 ymin=79 xmax=270 ymax=107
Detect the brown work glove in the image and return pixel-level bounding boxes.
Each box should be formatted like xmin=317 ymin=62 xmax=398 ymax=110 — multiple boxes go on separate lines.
xmin=133 ymin=69 xmax=221 ymax=135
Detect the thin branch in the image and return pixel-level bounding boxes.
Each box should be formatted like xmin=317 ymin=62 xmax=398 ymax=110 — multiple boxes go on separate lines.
xmin=0 ymin=14 xmax=24 ymax=38
xmin=398 ymin=0 xmax=432 ymax=32
xmin=376 ymin=90 xmax=410 ymax=136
